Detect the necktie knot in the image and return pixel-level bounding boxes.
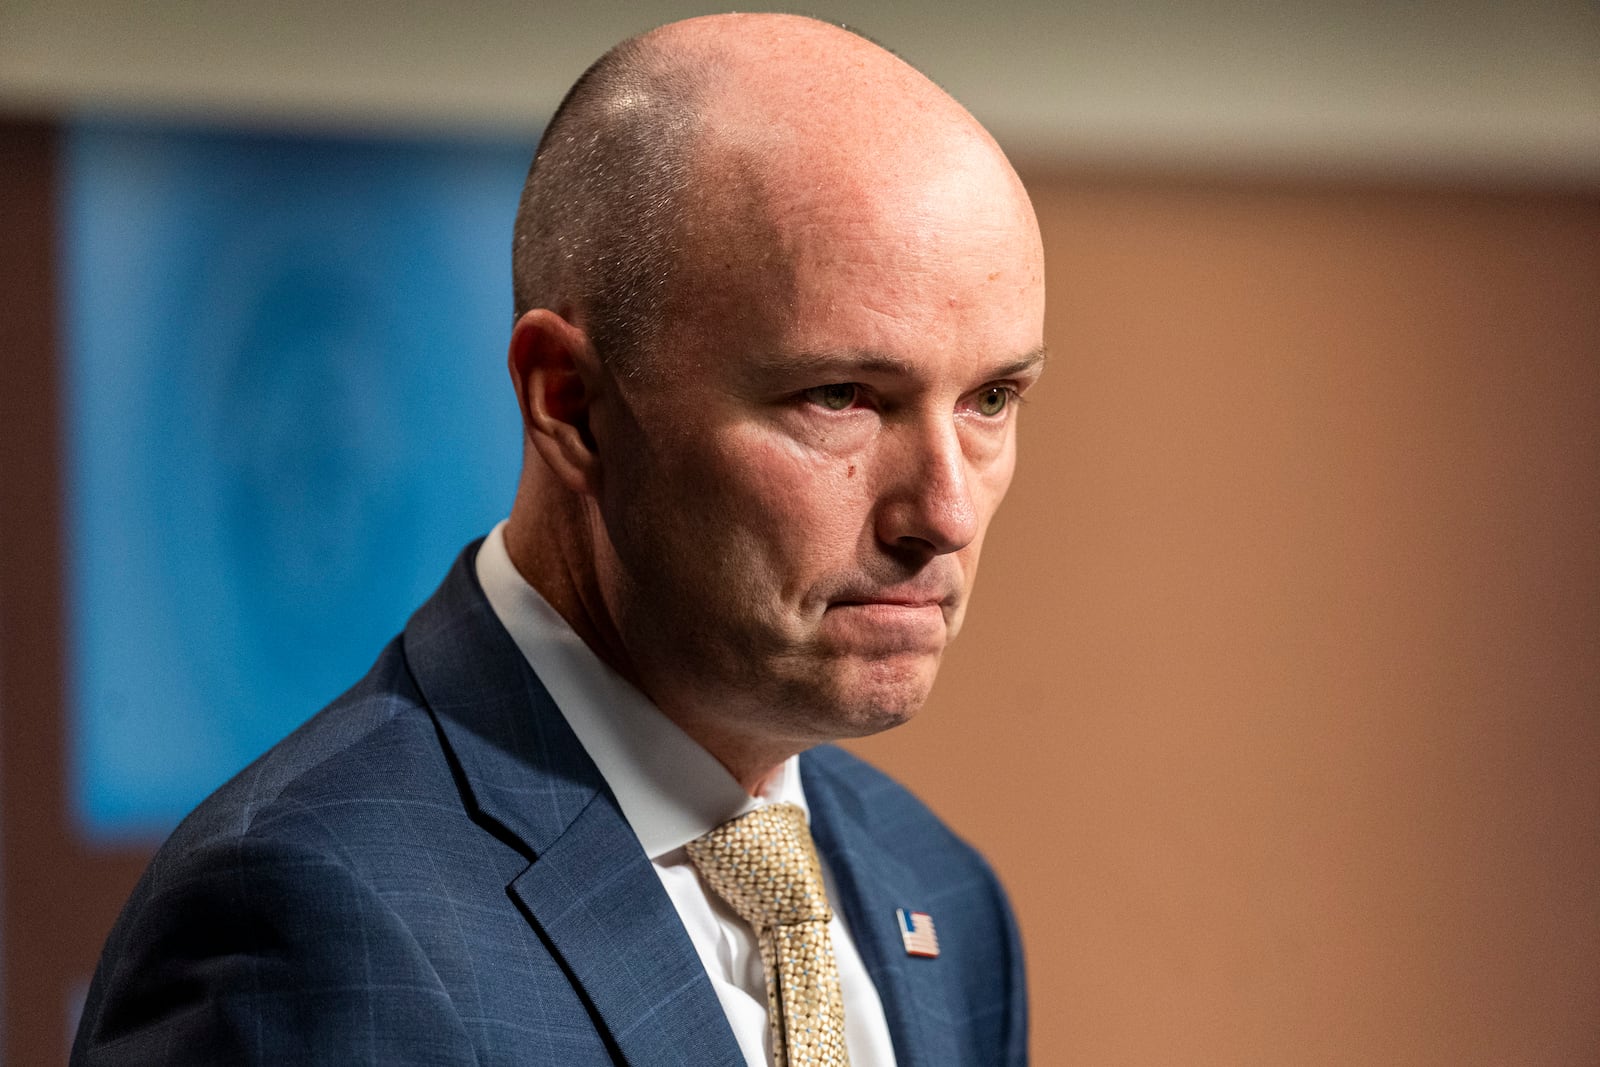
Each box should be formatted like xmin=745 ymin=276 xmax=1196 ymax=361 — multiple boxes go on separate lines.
xmin=686 ymin=802 xmax=831 ymax=929
xmin=687 ymin=801 xmax=852 ymax=1066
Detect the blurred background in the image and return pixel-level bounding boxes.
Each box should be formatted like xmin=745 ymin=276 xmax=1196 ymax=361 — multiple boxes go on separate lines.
xmin=2 ymin=2 xmax=1597 ymax=1063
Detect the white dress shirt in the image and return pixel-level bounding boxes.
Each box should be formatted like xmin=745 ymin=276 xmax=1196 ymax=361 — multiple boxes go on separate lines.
xmin=475 ymin=522 xmax=898 ymax=1067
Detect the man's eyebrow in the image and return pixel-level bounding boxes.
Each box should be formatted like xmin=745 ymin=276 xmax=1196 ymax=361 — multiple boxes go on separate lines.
xmin=989 ymin=346 xmax=1049 ymax=378
xmin=752 ymin=345 xmax=1049 ymax=379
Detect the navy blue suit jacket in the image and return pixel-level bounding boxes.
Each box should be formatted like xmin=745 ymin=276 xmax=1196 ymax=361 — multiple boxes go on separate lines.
xmin=73 ymin=545 xmax=1026 ymax=1065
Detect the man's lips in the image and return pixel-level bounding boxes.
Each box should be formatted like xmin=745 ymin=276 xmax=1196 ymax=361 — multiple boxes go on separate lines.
xmin=821 ymin=595 xmax=951 ymax=655
xmin=825 ymin=586 xmax=958 ymax=611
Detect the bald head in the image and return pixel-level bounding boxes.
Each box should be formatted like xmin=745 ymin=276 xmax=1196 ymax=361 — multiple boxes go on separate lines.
xmin=511 ymin=14 xmax=1026 ymax=377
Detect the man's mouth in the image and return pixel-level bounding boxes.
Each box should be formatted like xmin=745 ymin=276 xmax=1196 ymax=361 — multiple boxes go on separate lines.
xmin=828 ymin=579 xmax=958 ymax=611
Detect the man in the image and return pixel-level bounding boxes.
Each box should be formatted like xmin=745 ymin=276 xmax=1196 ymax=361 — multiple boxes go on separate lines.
xmin=73 ymin=13 xmax=1045 ymax=1066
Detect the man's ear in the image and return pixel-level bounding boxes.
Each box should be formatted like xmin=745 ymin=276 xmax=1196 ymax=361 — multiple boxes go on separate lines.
xmin=508 ymin=308 xmax=602 ymax=495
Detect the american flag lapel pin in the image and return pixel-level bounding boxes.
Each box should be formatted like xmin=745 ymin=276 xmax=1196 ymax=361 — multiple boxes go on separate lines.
xmin=896 ymin=908 xmax=939 ymax=958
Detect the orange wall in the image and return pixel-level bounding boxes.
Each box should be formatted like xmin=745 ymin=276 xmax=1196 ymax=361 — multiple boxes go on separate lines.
xmin=847 ymin=173 xmax=1600 ymax=1064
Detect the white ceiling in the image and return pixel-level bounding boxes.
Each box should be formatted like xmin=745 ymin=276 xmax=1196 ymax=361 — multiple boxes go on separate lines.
xmin=2 ymin=0 xmax=1596 ymax=185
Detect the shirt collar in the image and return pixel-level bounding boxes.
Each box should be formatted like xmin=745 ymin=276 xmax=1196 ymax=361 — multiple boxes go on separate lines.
xmin=474 ymin=521 xmax=807 ymax=859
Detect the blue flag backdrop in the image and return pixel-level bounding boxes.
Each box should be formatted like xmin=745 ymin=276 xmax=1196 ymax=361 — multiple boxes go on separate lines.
xmin=61 ymin=119 xmax=532 ymax=839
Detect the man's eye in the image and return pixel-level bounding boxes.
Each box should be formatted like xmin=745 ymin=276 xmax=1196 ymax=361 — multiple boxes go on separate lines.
xmin=804 ymin=383 xmax=858 ymax=411
xmin=976 ymin=386 xmax=1011 ymax=416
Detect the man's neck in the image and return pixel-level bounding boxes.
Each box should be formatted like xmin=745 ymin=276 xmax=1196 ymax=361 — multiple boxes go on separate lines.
xmin=503 ymin=502 xmax=800 ymax=797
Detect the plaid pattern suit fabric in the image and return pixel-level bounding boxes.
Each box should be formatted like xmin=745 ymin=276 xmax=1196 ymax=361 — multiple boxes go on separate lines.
xmin=72 ymin=543 xmax=1028 ymax=1066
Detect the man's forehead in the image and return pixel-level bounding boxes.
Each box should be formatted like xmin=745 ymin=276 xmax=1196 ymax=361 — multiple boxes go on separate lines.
xmin=594 ymin=13 xmax=1044 ymax=388
xmin=682 ymin=124 xmax=1032 ymax=267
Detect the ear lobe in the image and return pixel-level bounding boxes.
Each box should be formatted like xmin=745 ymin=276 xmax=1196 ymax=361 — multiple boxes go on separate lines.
xmin=508 ymin=308 xmax=602 ymax=494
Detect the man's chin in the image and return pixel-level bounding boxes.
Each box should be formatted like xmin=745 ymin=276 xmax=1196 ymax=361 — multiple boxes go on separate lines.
xmin=810 ymin=651 xmax=940 ymax=740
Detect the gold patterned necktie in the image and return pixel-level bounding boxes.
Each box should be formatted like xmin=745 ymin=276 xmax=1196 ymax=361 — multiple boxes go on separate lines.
xmin=686 ymin=802 xmax=851 ymax=1067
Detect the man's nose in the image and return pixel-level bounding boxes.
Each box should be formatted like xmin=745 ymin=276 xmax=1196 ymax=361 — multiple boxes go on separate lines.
xmin=874 ymin=418 xmax=979 ymax=557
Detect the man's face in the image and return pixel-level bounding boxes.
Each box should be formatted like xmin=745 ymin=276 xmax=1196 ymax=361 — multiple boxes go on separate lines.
xmin=586 ymin=136 xmax=1045 ymax=755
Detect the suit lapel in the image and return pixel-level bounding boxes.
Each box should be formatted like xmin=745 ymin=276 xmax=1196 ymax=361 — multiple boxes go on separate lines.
xmin=510 ymin=793 xmax=745 ymax=1066
xmin=804 ymin=751 xmax=956 ymax=1067
xmin=402 ymin=546 xmax=743 ymax=1067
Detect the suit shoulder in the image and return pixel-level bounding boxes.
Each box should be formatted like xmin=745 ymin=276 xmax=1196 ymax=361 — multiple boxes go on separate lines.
xmin=802 ymin=742 xmax=911 ymax=799
xmin=159 ymin=635 xmax=450 ymax=855
xmin=801 ymin=742 xmax=944 ymax=818
xmin=801 ymin=743 xmax=994 ymax=872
